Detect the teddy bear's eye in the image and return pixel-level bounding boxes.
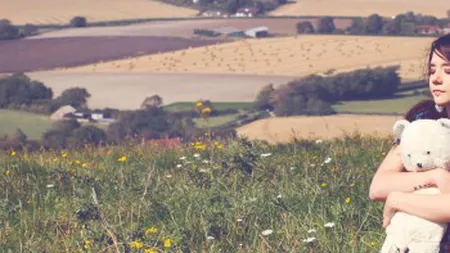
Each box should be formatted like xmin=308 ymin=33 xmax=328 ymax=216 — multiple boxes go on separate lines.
xmin=426 ymin=151 xmax=431 ymax=155
xmin=408 ymin=154 xmax=411 ymax=157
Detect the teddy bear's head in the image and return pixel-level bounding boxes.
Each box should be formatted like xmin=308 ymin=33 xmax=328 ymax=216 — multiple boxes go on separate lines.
xmin=393 ymin=118 xmax=450 ymax=172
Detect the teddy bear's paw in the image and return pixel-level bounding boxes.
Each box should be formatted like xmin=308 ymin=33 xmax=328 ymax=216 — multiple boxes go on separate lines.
xmin=390 ymin=244 xmax=408 ymax=253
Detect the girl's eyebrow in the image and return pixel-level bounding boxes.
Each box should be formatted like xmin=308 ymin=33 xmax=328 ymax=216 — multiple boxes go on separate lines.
xmin=430 ymin=63 xmax=450 ymax=67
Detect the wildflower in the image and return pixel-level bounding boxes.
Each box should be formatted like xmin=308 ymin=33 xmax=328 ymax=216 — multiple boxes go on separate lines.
xmin=315 ymin=139 xmax=323 ymax=144
xmin=46 ymin=184 xmax=54 ymax=188
xmin=331 ymin=167 xmax=339 ymax=173
xmin=345 ymin=197 xmax=351 ymax=204
xmin=5 ymin=169 xmax=10 ymax=176
xmin=196 ymin=101 xmax=203 ymax=108
xmin=261 ymin=229 xmax=273 ymax=236
xmin=324 ymin=157 xmax=332 ymax=164
xmin=324 ymin=222 xmax=335 ymax=228
xmin=193 ymin=153 xmax=200 ymax=158
xmin=202 ymin=160 xmax=209 ymax=164
xmin=53 ymin=158 xmax=58 ymax=162
xmin=84 ymin=240 xmax=92 ymax=249
xmin=289 ymin=167 xmax=295 ymax=171
xmin=260 ymin=153 xmax=272 ymax=158
xmin=276 ymin=194 xmax=282 ymax=199
xmin=163 ymin=238 xmax=172 ymax=248
xmin=308 ymin=229 xmax=316 ymax=233
xmin=61 ymin=152 xmax=67 ymax=158
xmin=179 ymin=156 xmax=186 ymax=160
xmin=176 ymin=164 xmax=182 ymax=168
xmin=370 ymin=241 xmax=376 ymax=247
xmin=310 ymin=163 xmax=316 ymax=167
xmin=145 ymin=248 xmax=157 ymax=253
xmin=166 ymin=174 xmax=172 ymax=178
xmin=249 ymin=197 xmax=257 ymax=202
xmin=145 ymin=226 xmax=158 ymax=236
xmin=201 ymin=107 xmax=212 ymax=115
xmin=207 ymin=236 xmax=215 ymax=240
xmin=237 ymin=218 xmax=243 ymax=222
xmin=75 ymin=160 xmax=81 ymax=164
xmin=303 ymin=237 xmax=316 ymax=243
xmin=117 ymin=156 xmax=127 ymax=162
xmin=82 ymin=163 xmax=88 ymax=168
xmin=10 ymin=151 xmax=16 ymax=157
xmin=130 ymin=240 xmax=144 ymax=249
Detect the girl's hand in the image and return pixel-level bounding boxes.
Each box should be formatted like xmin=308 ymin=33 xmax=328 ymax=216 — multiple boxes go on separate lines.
xmin=383 ymin=192 xmax=401 ymax=228
xmin=432 ymin=169 xmax=450 ymax=193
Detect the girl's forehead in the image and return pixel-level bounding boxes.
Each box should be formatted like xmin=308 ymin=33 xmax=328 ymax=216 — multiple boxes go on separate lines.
xmin=431 ymin=51 xmax=450 ymax=64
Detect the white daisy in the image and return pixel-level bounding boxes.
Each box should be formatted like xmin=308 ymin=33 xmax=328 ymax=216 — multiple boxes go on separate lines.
xmin=261 ymin=229 xmax=273 ymax=236
xmin=193 ymin=153 xmax=200 ymax=158
xmin=46 ymin=184 xmax=54 ymax=188
xmin=315 ymin=139 xmax=323 ymax=144
xmin=307 ymin=229 xmax=316 ymax=233
xmin=176 ymin=164 xmax=182 ymax=168
xmin=324 ymin=222 xmax=335 ymax=228
xmin=179 ymin=156 xmax=186 ymax=160
xmin=260 ymin=153 xmax=272 ymax=158
xmin=324 ymin=157 xmax=332 ymax=164
xmin=303 ymin=237 xmax=316 ymax=243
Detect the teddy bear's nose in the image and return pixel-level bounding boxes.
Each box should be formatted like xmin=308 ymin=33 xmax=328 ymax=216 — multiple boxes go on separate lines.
xmin=417 ymin=163 xmax=423 ymax=168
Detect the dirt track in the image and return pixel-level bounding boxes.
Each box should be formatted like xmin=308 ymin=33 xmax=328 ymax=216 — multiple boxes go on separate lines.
xmin=236 ymin=114 xmax=404 ymax=143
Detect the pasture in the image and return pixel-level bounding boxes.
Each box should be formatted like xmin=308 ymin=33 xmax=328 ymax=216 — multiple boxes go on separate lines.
xmin=270 ymin=0 xmax=450 ymax=18
xmin=0 ymin=0 xmax=197 ymax=25
xmin=59 ymin=35 xmax=434 ymax=82
xmin=0 ymin=110 xmax=53 ymax=140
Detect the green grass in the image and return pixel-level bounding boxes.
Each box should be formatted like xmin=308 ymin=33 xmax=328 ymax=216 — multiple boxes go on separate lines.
xmin=0 ymin=135 xmax=389 ymax=252
xmin=0 ymin=109 xmax=53 ymax=140
xmin=164 ymin=102 xmax=254 ymax=112
xmin=332 ymin=95 xmax=430 ymax=114
xmin=193 ymin=114 xmax=241 ymax=128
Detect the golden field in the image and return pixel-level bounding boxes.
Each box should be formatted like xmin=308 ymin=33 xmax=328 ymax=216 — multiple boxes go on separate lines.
xmin=58 ymin=35 xmax=434 ymax=82
xmin=236 ymin=114 xmax=403 ymax=144
xmin=270 ymin=0 xmax=450 ymax=18
xmin=0 ymin=0 xmax=197 ymax=25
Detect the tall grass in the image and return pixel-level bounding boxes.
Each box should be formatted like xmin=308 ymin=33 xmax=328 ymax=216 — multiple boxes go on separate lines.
xmin=0 ymin=134 xmax=391 ymax=252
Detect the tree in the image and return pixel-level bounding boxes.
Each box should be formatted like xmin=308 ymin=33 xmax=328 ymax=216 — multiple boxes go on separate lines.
xmin=227 ymin=0 xmax=240 ymax=14
xmin=296 ymin=21 xmax=315 ymax=34
xmin=141 ymin=95 xmax=163 ymax=109
xmin=70 ymin=16 xmax=87 ymax=28
xmin=381 ymin=19 xmax=402 ymax=35
xmin=447 ymin=9 xmax=450 ymax=19
xmin=0 ymin=19 xmax=19 ymax=40
xmin=56 ymin=87 xmax=91 ymax=108
xmin=347 ymin=18 xmax=366 ymax=34
xmin=317 ymin=17 xmax=335 ymax=34
xmin=21 ymin=24 xmax=38 ymax=37
xmin=255 ymin=84 xmax=275 ymax=110
xmin=366 ymin=14 xmax=383 ymax=34
xmin=72 ymin=126 xmax=107 ymax=146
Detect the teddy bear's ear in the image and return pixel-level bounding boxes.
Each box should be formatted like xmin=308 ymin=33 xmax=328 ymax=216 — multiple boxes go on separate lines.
xmin=437 ymin=118 xmax=450 ymax=130
xmin=393 ymin=119 xmax=410 ymax=140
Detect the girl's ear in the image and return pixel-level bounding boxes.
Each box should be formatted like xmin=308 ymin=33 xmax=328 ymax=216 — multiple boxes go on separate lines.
xmin=393 ymin=120 xmax=410 ymax=141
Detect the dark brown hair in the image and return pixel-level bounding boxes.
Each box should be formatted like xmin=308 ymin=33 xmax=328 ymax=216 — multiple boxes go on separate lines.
xmin=405 ymin=34 xmax=450 ymax=121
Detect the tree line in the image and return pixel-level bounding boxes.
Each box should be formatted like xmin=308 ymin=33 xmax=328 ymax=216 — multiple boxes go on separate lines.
xmin=255 ymin=66 xmax=401 ymax=116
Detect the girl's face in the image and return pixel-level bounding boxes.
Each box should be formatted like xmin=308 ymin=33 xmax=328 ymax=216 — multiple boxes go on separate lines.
xmin=429 ymin=51 xmax=450 ymax=106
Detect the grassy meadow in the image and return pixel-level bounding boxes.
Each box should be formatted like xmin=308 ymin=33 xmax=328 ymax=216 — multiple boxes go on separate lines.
xmin=0 ymin=110 xmax=53 ymax=140
xmin=0 ymin=134 xmax=389 ymax=252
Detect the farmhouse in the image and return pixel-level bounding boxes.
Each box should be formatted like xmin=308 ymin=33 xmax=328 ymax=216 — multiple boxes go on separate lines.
xmin=416 ymin=25 xmax=441 ymax=35
xmin=245 ymin=26 xmax=269 ymax=38
xmin=50 ymin=106 xmax=117 ymax=125
xmin=213 ymin=27 xmax=246 ymax=38
xmin=50 ymin=105 xmax=76 ymax=121
xmin=200 ymin=9 xmax=227 ymax=17
xmin=235 ymin=7 xmax=259 ymax=17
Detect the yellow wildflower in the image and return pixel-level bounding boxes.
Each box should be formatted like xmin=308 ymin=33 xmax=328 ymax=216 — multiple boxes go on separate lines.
xmin=84 ymin=240 xmax=91 ymax=249
xmin=370 ymin=241 xmax=376 ymax=247
xmin=145 ymin=248 xmax=158 ymax=253
xmin=345 ymin=197 xmax=351 ymax=204
xmin=321 ymin=183 xmax=327 ymax=188
xmin=145 ymin=226 xmax=158 ymax=236
xmin=10 ymin=151 xmax=16 ymax=157
xmin=201 ymin=107 xmax=212 ymax=115
xmin=130 ymin=240 xmax=144 ymax=249
xmin=5 ymin=169 xmax=10 ymax=176
xmin=61 ymin=152 xmax=67 ymax=158
xmin=53 ymin=158 xmax=58 ymax=163
xmin=82 ymin=163 xmax=88 ymax=168
xmin=75 ymin=160 xmax=81 ymax=164
xmin=196 ymin=101 xmax=203 ymax=108
xmin=117 ymin=156 xmax=127 ymax=162
xmin=163 ymin=238 xmax=172 ymax=248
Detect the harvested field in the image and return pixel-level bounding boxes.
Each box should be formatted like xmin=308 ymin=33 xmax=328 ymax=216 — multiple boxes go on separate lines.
xmin=0 ymin=0 xmax=197 ymax=25
xmin=236 ymin=114 xmax=403 ymax=143
xmin=0 ymin=37 xmax=221 ymax=73
xmin=270 ymin=0 xmax=449 ymax=18
xmin=27 ymin=72 xmax=292 ymax=110
xmin=61 ymin=35 xmax=434 ymax=81
xmin=31 ymin=18 xmax=352 ymax=39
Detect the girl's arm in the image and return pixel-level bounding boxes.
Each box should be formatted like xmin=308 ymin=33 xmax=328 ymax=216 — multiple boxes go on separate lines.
xmin=369 ymin=145 xmax=437 ymax=201
xmin=384 ymin=192 xmax=450 ymax=227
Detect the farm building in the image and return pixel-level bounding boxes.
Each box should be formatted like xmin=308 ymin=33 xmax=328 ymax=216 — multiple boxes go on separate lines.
xmin=416 ymin=25 xmax=441 ymax=35
xmin=213 ymin=27 xmax=246 ymax=38
xmin=245 ymin=26 xmax=269 ymax=38
xmin=235 ymin=7 xmax=259 ymax=17
xmin=200 ymin=10 xmax=227 ymax=17
xmin=50 ymin=105 xmax=76 ymax=121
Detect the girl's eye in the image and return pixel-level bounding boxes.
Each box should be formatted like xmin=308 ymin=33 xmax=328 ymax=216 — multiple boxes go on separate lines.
xmin=444 ymin=69 xmax=450 ymax=74
xmin=429 ymin=69 xmax=436 ymax=75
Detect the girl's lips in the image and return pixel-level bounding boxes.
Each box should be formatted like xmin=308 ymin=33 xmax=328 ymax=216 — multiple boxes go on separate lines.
xmin=433 ymin=90 xmax=445 ymax=96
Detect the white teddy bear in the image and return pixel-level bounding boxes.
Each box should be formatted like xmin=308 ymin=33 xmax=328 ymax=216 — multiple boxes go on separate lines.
xmin=380 ymin=118 xmax=450 ymax=253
